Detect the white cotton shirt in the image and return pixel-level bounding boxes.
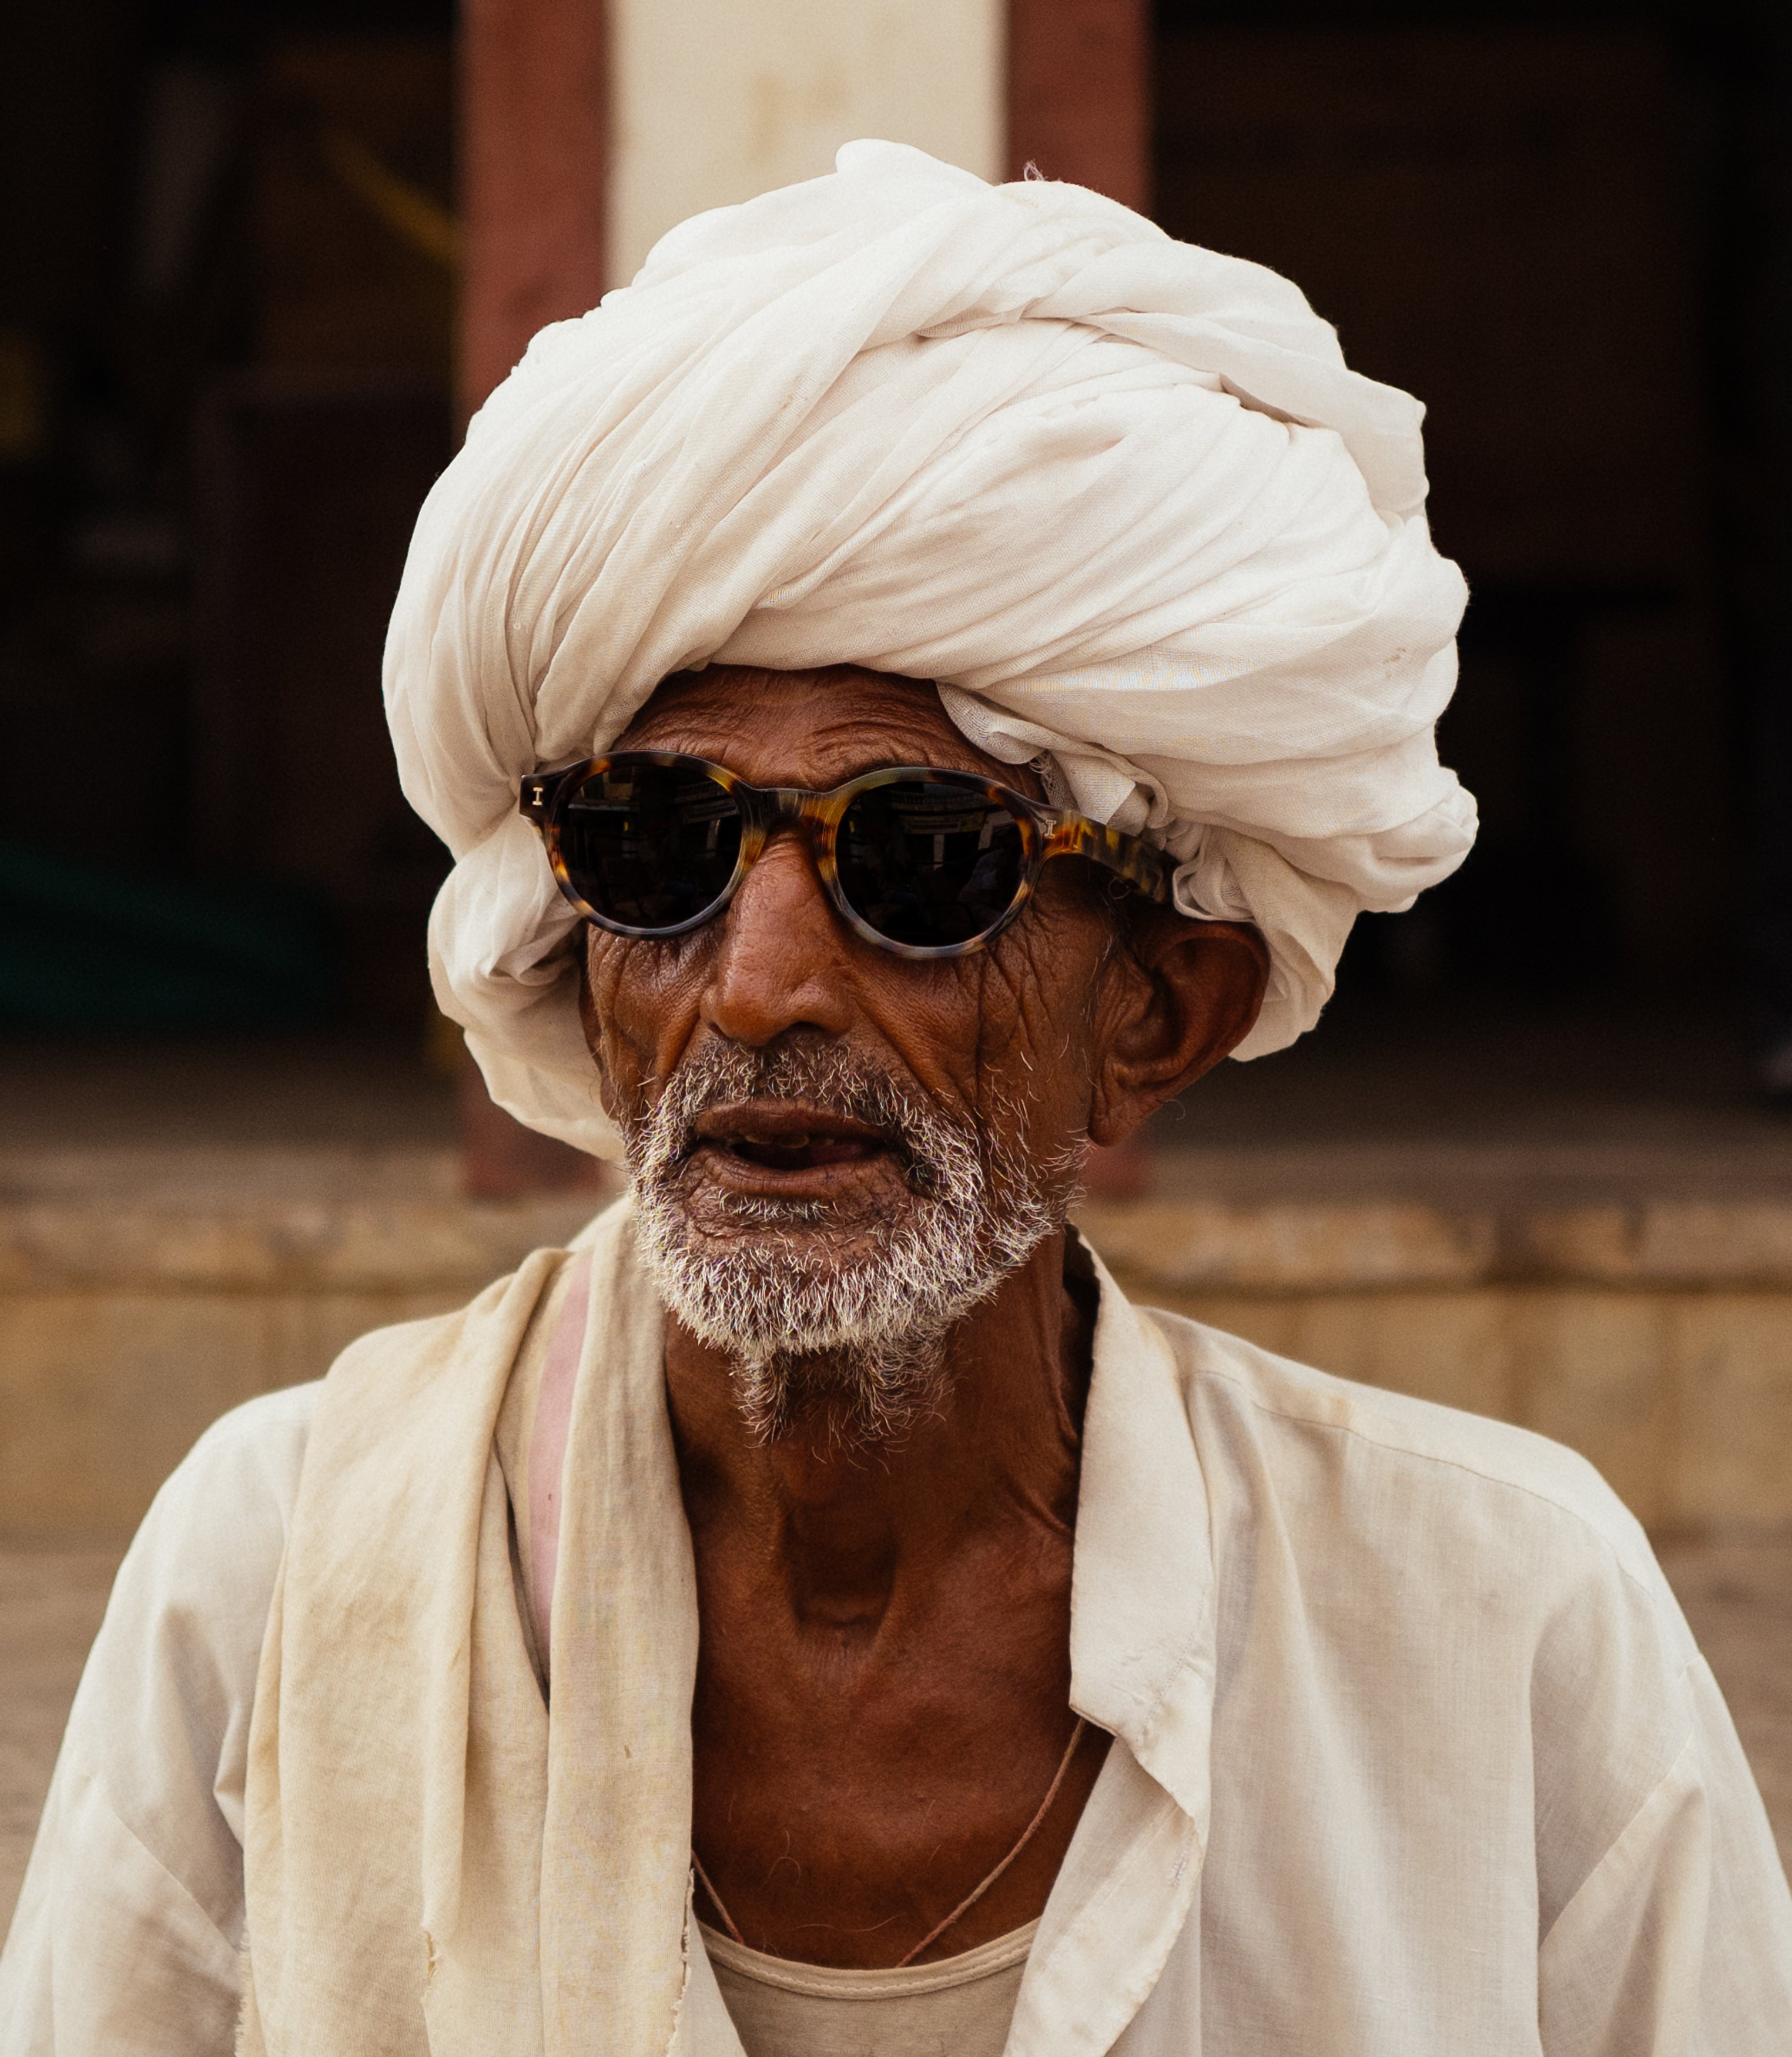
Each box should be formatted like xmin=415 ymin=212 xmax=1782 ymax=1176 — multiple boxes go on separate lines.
xmin=5 ymin=1281 xmax=1792 ymax=2054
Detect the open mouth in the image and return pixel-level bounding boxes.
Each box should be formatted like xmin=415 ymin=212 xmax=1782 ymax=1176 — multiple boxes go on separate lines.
xmin=726 ymin=1134 xmax=878 ymax=1170
xmin=689 ymin=1103 xmax=900 ymax=1178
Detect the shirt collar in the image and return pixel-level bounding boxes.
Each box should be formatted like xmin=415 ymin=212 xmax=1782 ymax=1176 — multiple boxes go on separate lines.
xmin=1068 ymin=1240 xmax=1217 ymax=1835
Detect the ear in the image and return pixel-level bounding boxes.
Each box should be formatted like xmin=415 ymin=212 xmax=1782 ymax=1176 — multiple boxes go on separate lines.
xmin=1087 ymin=912 xmax=1270 ymax=1149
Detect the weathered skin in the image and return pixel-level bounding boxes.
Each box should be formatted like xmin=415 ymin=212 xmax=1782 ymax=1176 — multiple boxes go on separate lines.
xmin=571 ymin=664 xmax=1268 ymax=1967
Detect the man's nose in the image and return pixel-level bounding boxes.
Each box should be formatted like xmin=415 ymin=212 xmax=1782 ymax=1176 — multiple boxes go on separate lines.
xmin=699 ymin=827 xmax=856 ymax=1046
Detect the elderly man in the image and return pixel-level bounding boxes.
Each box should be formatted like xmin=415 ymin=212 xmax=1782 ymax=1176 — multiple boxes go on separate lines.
xmin=5 ymin=143 xmax=1790 ymax=2054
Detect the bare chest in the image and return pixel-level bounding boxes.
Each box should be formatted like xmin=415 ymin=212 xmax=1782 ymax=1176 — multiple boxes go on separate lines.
xmin=686 ymin=1550 xmax=1106 ymax=1968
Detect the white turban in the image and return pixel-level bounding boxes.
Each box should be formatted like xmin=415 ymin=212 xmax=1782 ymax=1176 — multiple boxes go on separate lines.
xmin=386 ymin=140 xmax=1474 ymax=1158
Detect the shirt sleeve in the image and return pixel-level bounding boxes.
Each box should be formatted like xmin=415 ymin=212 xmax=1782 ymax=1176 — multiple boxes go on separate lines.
xmin=1536 ymin=1597 xmax=1792 ymax=2053
xmin=0 ymin=1384 xmax=317 ymax=2057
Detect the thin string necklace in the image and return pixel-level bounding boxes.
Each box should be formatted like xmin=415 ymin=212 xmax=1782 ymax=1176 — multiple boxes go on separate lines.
xmin=691 ymin=1715 xmax=1088 ymax=1970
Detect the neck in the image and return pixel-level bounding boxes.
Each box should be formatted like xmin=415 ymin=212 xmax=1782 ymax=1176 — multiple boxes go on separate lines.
xmin=663 ymin=1230 xmax=1095 ymax=1633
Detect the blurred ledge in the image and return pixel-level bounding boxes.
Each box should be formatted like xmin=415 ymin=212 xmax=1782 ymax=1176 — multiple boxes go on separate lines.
xmin=2 ymin=1141 xmax=1788 ymax=1292
xmin=1076 ymin=1196 xmax=1792 ymax=1293
xmin=0 ymin=1145 xmax=617 ymax=1291
xmin=1077 ymin=1126 xmax=1792 ymax=1291
xmin=1 ymin=1137 xmax=1790 ymax=1536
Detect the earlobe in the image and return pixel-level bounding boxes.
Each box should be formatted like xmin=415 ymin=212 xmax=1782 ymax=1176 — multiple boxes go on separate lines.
xmin=1088 ymin=916 xmax=1269 ymax=1148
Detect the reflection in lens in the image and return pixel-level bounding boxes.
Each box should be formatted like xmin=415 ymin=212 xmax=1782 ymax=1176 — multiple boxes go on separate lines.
xmin=836 ymin=780 xmax=1026 ymax=949
xmin=558 ymin=761 xmax=742 ymax=930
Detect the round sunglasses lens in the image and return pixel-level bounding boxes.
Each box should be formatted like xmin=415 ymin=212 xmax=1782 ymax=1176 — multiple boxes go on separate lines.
xmin=836 ymin=781 xmax=1027 ymax=949
xmin=555 ymin=761 xmax=742 ymax=930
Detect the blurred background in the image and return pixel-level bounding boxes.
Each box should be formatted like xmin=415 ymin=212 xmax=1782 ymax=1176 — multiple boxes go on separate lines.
xmin=3 ymin=0 xmax=1791 ymax=1915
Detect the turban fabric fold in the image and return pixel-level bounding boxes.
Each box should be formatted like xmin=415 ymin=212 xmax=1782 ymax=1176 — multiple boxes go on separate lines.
xmin=386 ymin=140 xmax=1475 ymax=1157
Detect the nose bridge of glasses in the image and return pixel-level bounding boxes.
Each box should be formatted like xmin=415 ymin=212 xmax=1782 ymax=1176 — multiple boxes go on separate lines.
xmin=722 ymin=784 xmax=835 ymax=891
xmin=739 ymin=782 xmax=842 ymax=853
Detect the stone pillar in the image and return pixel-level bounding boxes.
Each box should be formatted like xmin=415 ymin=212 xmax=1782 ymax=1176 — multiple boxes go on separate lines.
xmin=459 ymin=0 xmax=608 ymax=418
xmin=1007 ymin=0 xmax=1148 ymax=209
xmin=457 ymin=0 xmax=610 ymax=1195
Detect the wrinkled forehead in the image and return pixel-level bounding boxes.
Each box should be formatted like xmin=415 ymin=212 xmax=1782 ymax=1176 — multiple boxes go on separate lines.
xmin=613 ymin=665 xmax=1044 ymax=799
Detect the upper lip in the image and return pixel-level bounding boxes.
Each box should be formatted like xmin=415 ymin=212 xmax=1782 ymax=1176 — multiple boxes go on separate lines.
xmin=691 ymin=1102 xmax=894 ymax=1151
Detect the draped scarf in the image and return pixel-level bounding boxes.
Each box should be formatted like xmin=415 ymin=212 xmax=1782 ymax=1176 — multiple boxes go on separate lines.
xmin=236 ymin=1201 xmax=738 ymax=2055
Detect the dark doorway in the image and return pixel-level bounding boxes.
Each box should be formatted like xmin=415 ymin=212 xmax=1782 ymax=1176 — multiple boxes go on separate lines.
xmin=1154 ymin=4 xmax=1788 ymax=1074
xmin=0 ymin=2 xmax=456 ymax=1033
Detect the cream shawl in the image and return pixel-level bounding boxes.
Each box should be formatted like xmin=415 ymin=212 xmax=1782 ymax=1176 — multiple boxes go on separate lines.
xmin=236 ymin=1202 xmax=724 ymax=2056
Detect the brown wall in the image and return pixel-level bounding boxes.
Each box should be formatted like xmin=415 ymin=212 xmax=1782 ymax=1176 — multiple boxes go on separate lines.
xmin=1010 ymin=0 xmax=1149 ymax=206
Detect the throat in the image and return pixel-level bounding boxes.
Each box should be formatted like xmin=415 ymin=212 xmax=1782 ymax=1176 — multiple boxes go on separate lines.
xmin=744 ymin=1448 xmax=907 ymax=1634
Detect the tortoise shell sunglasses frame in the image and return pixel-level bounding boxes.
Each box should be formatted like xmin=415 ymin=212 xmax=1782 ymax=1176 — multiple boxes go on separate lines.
xmin=519 ymin=752 xmax=1169 ymax=962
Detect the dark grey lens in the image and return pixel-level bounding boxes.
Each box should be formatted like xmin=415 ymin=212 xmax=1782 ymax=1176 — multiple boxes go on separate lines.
xmin=557 ymin=762 xmax=742 ymax=930
xmin=836 ymin=781 xmax=1026 ymax=948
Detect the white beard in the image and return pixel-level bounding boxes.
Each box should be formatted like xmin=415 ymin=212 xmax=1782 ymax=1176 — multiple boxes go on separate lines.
xmin=624 ymin=1040 xmax=1081 ymax=1442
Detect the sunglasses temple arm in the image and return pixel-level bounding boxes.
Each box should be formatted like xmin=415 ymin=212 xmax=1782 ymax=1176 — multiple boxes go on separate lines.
xmin=520 ymin=764 xmax=588 ymax=832
xmin=1046 ymin=812 xmax=1171 ymax=904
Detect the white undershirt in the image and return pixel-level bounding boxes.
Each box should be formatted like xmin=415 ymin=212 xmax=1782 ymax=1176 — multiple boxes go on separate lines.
xmin=699 ymin=1918 xmax=1037 ymax=2057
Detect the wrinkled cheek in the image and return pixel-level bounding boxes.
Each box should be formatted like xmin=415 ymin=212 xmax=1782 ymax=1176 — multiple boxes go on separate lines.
xmin=583 ymin=934 xmax=710 ymax=1115
xmin=973 ymin=928 xmax=1100 ymax=1145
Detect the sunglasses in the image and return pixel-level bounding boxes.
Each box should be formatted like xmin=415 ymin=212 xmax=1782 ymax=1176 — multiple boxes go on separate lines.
xmin=519 ymin=752 xmax=1168 ymax=960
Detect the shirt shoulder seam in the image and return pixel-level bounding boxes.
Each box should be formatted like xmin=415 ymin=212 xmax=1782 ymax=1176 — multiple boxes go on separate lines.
xmin=1190 ymin=1354 xmax=1659 ymax=1602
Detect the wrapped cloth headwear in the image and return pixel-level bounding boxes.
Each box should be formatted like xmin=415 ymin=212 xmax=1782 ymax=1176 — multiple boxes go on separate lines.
xmin=386 ymin=140 xmax=1475 ymax=1156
